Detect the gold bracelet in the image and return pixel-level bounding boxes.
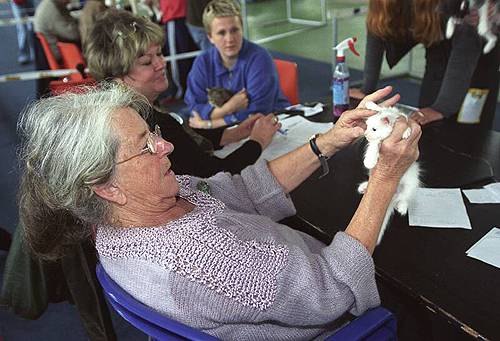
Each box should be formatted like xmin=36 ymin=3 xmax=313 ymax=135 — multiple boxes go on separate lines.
xmin=207 ymin=120 xmax=212 ymax=129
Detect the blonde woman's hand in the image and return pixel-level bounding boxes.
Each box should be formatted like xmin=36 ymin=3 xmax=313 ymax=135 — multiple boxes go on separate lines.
xmin=189 ymin=111 xmax=211 ymax=129
xmin=224 ymin=88 xmax=249 ymax=113
xmin=249 ymin=114 xmax=280 ymax=149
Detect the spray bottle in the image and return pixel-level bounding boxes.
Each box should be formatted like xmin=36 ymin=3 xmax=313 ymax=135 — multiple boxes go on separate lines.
xmin=332 ymin=37 xmax=359 ymax=118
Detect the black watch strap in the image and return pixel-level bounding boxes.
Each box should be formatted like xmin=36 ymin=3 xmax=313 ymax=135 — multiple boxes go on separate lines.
xmin=309 ymin=133 xmax=329 ymax=178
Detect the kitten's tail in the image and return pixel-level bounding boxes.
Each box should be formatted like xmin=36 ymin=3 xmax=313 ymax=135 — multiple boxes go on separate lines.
xmin=376 ymin=200 xmax=396 ymax=245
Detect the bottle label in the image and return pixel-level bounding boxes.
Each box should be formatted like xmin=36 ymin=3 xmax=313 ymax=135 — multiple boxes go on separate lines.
xmin=333 ymin=78 xmax=349 ymax=105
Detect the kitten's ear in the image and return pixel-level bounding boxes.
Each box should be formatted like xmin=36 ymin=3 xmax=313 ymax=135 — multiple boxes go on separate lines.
xmin=382 ymin=117 xmax=391 ymax=125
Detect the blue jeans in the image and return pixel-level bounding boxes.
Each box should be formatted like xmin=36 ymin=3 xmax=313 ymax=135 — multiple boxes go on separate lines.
xmin=186 ymin=23 xmax=212 ymax=51
xmin=10 ymin=0 xmax=38 ymax=63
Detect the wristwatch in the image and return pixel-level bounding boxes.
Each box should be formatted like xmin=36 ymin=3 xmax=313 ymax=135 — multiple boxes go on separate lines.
xmin=309 ymin=133 xmax=329 ymax=178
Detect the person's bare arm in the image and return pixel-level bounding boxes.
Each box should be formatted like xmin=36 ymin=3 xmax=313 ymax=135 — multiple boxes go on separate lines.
xmin=268 ymin=86 xmax=400 ymax=193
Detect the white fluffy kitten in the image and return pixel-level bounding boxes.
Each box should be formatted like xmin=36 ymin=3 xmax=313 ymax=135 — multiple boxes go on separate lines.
xmin=358 ymin=101 xmax=421 ymax=245
xmin=446 ymin=0 xmax=499 ymax=54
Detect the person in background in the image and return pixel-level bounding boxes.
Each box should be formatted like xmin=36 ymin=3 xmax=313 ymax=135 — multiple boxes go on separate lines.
xmin=158 ymin=0 xmax=196 ymax=99
xmin=184 ymin=0 xmax=290 ymax=129
xmin=10 ymin=0 xmax=39 ymax=64
xmin=17 ymin=82 xmax=420 ymax=340
xmin=85 ymin=9 xmax=278 ymax=177
xmin=79 ymin=0 xmax=106 ymax=47
xmin=33 ymin=0 xmax=80 ymax=63
xmin=186 ymin=0 xmax=212 ymax=50
xmin=350 ymin=0 xmax=499 ymax=129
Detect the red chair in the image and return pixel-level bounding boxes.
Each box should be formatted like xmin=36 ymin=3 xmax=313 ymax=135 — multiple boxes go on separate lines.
xmin=57 ymin=42 xmax=86 ymax=81
xmin=49 ymin=78 xmax=96 ymax=96
xmin=36 ymin=32 xmax=61 ymax=70
xmin=274 ymin=58 xmax=300 ymax=105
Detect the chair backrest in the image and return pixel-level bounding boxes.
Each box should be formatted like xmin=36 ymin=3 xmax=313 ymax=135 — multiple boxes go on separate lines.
xmin=49 ymin=77 xmax=96 ymax=96
xmin=95 ymin=263 xmax=220 ymax=341
xmin=35 ymin=32 xmax=61 ymax=70
xmin=56 ymin=42 xmax=86 ymax=81
xmin=273 ymin=58 xmax=300 ymax=105
xmin=97 ymin=264 xmax=395 ymax=341
xmin=325 ymin=306 xmax=398 ymax=341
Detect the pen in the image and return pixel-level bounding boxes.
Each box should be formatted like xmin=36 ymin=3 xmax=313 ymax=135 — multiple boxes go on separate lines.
xmin=278 ymin=128 xmax=288 ymax=135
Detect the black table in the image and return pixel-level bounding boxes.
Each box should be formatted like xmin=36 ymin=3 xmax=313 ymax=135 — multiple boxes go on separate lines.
xmin=290 ymin=113 xmax=500 ymax=340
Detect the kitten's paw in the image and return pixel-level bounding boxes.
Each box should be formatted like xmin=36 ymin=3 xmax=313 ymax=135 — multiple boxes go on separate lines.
xmin=395 ymin=201 xmax=408 ymax=215
xmin=402 ymin=127 xmax=411 ymax=140
xmin=357 ymin=181 xmax=368 ymax=194
xmin=364 ymin=158 xmax=377 ymax=169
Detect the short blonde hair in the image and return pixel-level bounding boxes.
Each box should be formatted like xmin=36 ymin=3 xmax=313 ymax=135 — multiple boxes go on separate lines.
xmin=85 ymin=9 xmax=164 ymax=80
xmin=202 ymin=0 xmax=242 ymax=34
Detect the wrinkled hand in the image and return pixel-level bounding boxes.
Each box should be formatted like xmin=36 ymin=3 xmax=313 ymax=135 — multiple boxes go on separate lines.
xmin=349 ymin=87 xmax=366 ymax=100
xmin=410 ymin=107 xmax=444 ymax=126
xmin=189 ymin=111 xmax=210 ymax=129
xmin=357 ymin=86 xmax=401 ymax=109
xmin=323 ymin=86 xmax=401 ymax=154
xmin=372 ymin=118 xmax=421 ymax=183
xmin=225 ymin=88 xmax=249 ymax=113
xmin=249 ymin=114 xmax=280 ymax=149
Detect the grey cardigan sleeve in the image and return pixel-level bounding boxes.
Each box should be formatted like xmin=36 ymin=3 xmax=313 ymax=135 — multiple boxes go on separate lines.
xmin=270 ymin=231 xmax=380 ymax=325
xmin=429 ymin=24 xmax=482 ymax=116
xmin=361 ymin=32 xmax=385 ymax=95
xmin=192 ymin=159 xmax=296 ymax=221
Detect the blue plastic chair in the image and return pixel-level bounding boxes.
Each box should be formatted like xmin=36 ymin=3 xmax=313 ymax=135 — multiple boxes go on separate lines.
xmin=96 ymin=263 xmax=397 ymax=341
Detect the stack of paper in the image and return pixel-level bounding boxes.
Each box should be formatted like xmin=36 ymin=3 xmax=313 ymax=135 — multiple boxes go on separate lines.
xmin=462 ymin=182 xmax=500 ymax=204
xmin=466 ymin=228 xmax=500 ymax=269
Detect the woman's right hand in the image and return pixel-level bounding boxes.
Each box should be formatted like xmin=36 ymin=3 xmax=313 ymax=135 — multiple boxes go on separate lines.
xmin=372 ymin=118 xmax=421 ymax=183
xmin=224 ymin=88 xmax=249 ymax=113
xmin=349 ymin=88 xmax=366 ymax=100
xmin=249 ymin=114 xmax=280 ymax=149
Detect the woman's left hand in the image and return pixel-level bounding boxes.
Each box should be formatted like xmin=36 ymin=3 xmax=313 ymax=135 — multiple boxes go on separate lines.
xmin=189 ymin=111 xmax=211 ymax=129
xmin=410 ymin=107 xmax=444 ymax=125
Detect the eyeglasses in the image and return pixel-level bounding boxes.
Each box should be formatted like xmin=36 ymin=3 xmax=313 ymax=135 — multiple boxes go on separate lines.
xmin=115 ymin=124 xmax=162 ymax=165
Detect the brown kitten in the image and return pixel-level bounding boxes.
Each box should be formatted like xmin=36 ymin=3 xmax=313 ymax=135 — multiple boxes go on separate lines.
xmin=207 ymin=87 xmax=234 ymax=107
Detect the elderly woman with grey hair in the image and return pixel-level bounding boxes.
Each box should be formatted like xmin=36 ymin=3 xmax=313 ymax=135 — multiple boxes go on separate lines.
xmin=85 ymin=9 xmax=277 ymax=178
xmin=18 ymin=83 xmax=421 ymax=339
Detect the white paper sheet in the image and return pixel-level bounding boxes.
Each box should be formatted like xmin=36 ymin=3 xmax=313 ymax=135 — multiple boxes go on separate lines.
xmin=484 ymin=182 xmax=500 ymax=197
xmin=286 ymin=103 xmax=325 ymax=117
xmin=408 ymin=188 xmax=472 ymax=229
xmin=214 ymin=116 xmax=333 ymax=161
xmin=466 ymin=227 xmax=500 ymax=269
xmin=462 ymin=182 xmax=500 ymax=204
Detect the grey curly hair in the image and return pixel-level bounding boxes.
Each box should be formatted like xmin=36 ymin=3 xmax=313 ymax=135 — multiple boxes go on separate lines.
xmin=17 ymin=82 xmax=150 ymax=260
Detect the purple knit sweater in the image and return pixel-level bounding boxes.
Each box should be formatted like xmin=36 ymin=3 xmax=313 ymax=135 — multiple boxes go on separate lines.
xmin=96 ymin=160 xmax=380 ymax=340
